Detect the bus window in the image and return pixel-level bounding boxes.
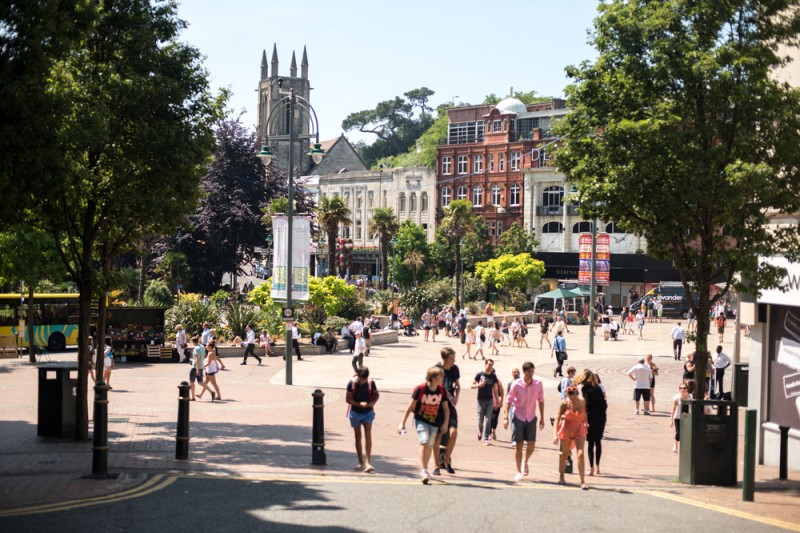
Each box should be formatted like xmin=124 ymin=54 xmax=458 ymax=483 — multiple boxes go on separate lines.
xmin=0 ymin=303 xmax=15 ymax=327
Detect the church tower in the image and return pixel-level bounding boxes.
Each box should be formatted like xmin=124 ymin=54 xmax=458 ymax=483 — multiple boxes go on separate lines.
xmin=257 ymin=44 xmax=314 ymax=174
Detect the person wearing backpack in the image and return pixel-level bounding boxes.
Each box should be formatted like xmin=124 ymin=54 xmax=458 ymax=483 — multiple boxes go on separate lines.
xmin=346 ymin=366 xmax=380 ymax=473
xmin=398 ymin=366 xmax=450 ymax=485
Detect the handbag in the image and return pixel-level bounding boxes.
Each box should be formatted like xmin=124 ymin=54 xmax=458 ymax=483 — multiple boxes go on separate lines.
xmin=480 ymin=333 xmax=486 ymax=342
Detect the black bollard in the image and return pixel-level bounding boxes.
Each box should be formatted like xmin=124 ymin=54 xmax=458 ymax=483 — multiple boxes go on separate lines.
xmin=92 ymin=381 xmax=110 ymax=475
xmin=176 ymin=381 xmax=190 ymax=460
xmin=312 ymin=389 xmax=326 ymax=465
xmin=779 ymin=425 xmax=789 ymax=481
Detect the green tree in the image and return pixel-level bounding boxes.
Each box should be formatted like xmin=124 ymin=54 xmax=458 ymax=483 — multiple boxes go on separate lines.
xmin=461 ymin=218 xmax=494 ymax=272
xmin=317 ymin=195 xmax=352 ymax=277
xmin=403 ymin=249 xmax=426 ymax=286
xmin=368 ymin=207 xmax=400 ymax=290
xmin=393 ymin=220 xmax=432 ymax=287
xmin=474 ymin=254 xmax=545 ymax=308
xmin=553 ymin=0 xmax=800 ymax=396
xmin=439 ymin=200 xmax=476 ymax=310
xmin=0 ymin=225 xmax=66 ymax=361
xmin=496 ymin=222 xmax=538 ymax=257
xmin=37 ymin=0 xmax=222 ymax=440
xmin=483 ymin=91 xmax=551 ymax=105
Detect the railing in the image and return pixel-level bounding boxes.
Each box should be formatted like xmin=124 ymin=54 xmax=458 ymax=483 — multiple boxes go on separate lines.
xmin=536 ymin=205 xmax=563 ymax=216
xmin=437 ymin=135 xmax=484 ymax=145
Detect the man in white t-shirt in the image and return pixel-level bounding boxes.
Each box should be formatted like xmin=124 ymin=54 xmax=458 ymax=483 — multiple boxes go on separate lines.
xmin=670 ymin=322 xmax=686 ymax=360
xmin=352 ymin=331 xmax=367 ymax=372
xmin=712 ymin=345 xmax=732 ymax=397
xmin=473 ymin=320 xmax=486 ymax=359
xmin=627 ymin=358 xmax=653 ymax=415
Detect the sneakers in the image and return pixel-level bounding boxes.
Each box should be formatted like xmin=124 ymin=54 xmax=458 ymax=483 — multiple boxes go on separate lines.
xmin=445 ymin=464 xmax=455 ymax=475
xmin=421 ymin=469 xmax=430 ymax=484
xmin=643 ymin=410 xmax=652 ymax=416
xmin=432 ymin=468 xmax=440 ymax=476
xmin=484 ymin=439 xmax=489 ymax=446
xmin=672 ymin=445 xmax=678 ymax=453
xmin=513 ymin=472 xmax=524 ymax=482
xmin=634 ymin=409 xmax=640 ymax=415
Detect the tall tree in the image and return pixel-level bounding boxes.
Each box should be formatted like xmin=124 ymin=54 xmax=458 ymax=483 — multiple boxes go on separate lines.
xmin=554 ymin=0 xmax=800 ymax=396
xmin=439 ymin=200 xmax=475 ymax=310
xmin=317 ymin=195 xmax=352 ymax=277
xmin=368 ymin=208 xmax=400 ymax=289
xmin=392 ymin=220 xmax=431 ymax=287
xmin=403 ymin=250 xmax=426 ymax=287
xmin=38 ymin=0 xmax=222 ymax=440
xmin=475 ymin=253 xmax=545 ymax=310
xmin=495 ymin=222 xmax=538 ymax=257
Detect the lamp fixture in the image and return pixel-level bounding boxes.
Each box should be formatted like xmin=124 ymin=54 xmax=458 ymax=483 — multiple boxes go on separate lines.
xmin=257 ymin=144 xmax=274 ymax=165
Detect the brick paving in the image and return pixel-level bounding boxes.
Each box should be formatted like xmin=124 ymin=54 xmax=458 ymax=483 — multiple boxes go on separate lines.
xmin=0 ymin=320 xmax=797 ymax=528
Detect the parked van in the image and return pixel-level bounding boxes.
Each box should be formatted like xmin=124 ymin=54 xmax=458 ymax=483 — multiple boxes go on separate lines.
xmin=630 ymin=283 xmax=696 ymax=318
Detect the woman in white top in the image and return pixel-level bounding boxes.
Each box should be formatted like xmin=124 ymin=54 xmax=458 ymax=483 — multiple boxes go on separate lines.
xmin=259 ymin=329 xmax=272 ymax=356
xmin=461 ymin=323 xmax=475 ymax=360
xmin=669 ymin=383 xmax=692 ymax=453
xmin=102 ymin=345 xmax=114 ymax=389
xmin=201 ymin=340 xmax=222 ymax=401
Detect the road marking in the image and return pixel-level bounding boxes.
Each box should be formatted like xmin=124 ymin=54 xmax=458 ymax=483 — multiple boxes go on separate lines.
xmin=644 ymin=490 xmax=800 ymax=532
xmin=0 ymin=474 xmax=175 ymax=517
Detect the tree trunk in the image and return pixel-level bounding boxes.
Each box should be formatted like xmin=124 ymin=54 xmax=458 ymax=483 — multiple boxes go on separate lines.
xmin=327 ymin=228 xmax=337 ymax=277
xmin=693 ymin=283 xmax=711 ymax=399
xmin=380 ymin=237 xmax=388 ymax=290
xmin=455 ymin=244 xmax=462 ymax=311
xmin=137 ymin=245 xmax=148 ymax=304
xmin=75 ymin=280 xmax=93 ymax=441
xmin=27 ymin=285 xmax=35 ymax=363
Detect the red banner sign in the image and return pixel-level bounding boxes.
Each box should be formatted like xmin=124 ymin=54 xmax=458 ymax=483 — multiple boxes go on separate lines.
xmin=578 ymin=233 xmax=610 ymax=286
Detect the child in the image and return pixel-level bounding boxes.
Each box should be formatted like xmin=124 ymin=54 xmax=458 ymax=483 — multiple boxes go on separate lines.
xmin=398 ymin=366 xmax=450 ymax=484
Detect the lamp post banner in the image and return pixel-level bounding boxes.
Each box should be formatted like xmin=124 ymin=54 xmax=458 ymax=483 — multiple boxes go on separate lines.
xmin=578 ymin=233 xmax=610 ymax=286
xmin=271 ymin=215 xmax=311 ymax=301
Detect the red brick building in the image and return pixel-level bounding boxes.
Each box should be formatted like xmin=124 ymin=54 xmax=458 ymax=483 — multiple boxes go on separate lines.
xmin=436 ymin=97 xmax=567 ymax=242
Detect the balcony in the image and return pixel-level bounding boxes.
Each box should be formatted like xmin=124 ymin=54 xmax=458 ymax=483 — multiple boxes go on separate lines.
xmin=536 ymin=205 xmax=563 ymax=216
xmin=438 ymin=135 xmax=484 ymax=145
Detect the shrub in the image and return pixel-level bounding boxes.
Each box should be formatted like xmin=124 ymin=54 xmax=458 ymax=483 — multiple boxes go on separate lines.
xmin=466 ymin=301 xmax=481 ymax=315
xmin=223 ymin=301 xmax=260 ymax=339
xmin=463 ymin=272 xmax=486 ymax=303
xmin=399 ymin=286 xmax=433 ymax=320
xmin=143 ymin=280 xmax=173 ymax=307
xmin=165 ymin=293 xmax=221 ymax=337
xmin=420 ymin=278 xmax=455 ymax=308
xmin=325 ymin=316 xmax=349 ymax=333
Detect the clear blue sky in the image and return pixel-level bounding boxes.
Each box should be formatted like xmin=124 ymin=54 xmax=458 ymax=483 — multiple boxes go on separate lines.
xmin=176 ymin=0 xmax=600 ymax=143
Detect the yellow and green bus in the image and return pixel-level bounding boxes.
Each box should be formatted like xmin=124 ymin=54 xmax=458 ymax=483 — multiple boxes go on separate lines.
xmin=0 ymin=293 xmax=80 ymax=351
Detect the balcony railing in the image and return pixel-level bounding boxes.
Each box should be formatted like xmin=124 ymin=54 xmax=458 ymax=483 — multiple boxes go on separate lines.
xmin=438 ymin=135 xmax=484 ymax=145
xmin=536 ymin=205 xmax=563 ymax=216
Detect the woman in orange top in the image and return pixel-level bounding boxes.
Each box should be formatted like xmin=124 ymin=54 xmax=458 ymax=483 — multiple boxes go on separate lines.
xmin=553 ymin=385 xmax=589 ymax=489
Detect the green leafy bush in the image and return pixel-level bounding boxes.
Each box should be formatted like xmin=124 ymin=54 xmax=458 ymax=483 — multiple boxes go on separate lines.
xmin=223 ymin=300 xmax=260 ymax=339
xmin=165 ymin=293 xmax=221 ymax=337
xmin=399 ymin=286 xmax=433 ymax=320
xmin=420 ymin=278 xmax=455 ymax=308
xmin=143 ymin=279 xmax=173 ymax=307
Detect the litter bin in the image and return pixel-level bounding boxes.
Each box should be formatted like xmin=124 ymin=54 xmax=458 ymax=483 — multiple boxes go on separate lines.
xmin=37 ymin=362 xmax=78 ymax=438
xmin=733 ymin=363 xmax=749 ymax=407
xmin=679 ymin=400 xmax=738 ymax=486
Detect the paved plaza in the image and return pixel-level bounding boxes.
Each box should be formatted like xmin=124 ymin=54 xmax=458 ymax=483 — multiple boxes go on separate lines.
xmin=0 ymin=319 xmax=798 ymax=530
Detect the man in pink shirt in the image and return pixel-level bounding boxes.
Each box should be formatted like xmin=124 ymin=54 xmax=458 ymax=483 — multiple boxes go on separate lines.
xmin=503 ymin=361 xmax=545 ymax=482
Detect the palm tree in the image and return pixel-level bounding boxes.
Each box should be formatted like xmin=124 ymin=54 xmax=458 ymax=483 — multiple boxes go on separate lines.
xmin=368 ymin=207 xmax=400 ymax=289
xmin=317 ymin=195 xmax=351 ymax=277
xmin=439 ymin=199 xmax=475 ymax=310
xmin=403 ymin=249 xmax=425 ymax=286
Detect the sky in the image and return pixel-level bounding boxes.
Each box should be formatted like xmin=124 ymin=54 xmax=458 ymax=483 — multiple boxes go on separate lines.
xmin=175 ymin=0 xmax=601 ymax=144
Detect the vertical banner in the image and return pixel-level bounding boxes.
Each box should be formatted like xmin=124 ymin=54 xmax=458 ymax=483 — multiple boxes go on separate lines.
xmin=271 ymin=216 xmax=312 ymax=301
xmin=578 ymin=233 xmax=611 ymax=286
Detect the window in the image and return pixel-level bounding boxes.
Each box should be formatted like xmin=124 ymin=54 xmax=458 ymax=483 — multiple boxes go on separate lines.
xmin=421 ymin=193 xmax=428 ymax=212
xmin=342 ymin=224 xmax=351 ymax=239
xmin=441 ymin=156 xmax=452 ymax=175
xmin=410 ymin=193 xmax=417 ymax=212
xmin=493 ymin=119 xmax=501 ymax=132
xmin=498 ymin=153 xmax=505 ymax=172
xmin=457 ymin=155 xmax=468 ymax=174
xmin=572 ymin=221 xmax=594 ymax=233
xmin=399 ymin=193 xmax=406 ymax=213
xmin=440 ymin=187 xmax=451 ymax=207
xmin=542 ymin=186 xmax=564 ymax=207
xmin=539 ymin=149 xmax=550 ymax=167
xmin=510 ymin=151 xmax=520 ymax=171
xmin=489 ymin=154 xmax=495 ymax=172
xmin=542 ymin=222 xmax=563 ymax=233
xmin=456 ymin=186 xmax=467 ymax=200
xmin=510 ymin=184 xmax=521 ymax=206
xmin=473 ymin=186 xmax=483 ymax=207
xmin=488 ymin=221 xmax=496 ymax=236
xmin=368 ymin=191 xmax=374 ymax=208
xmin=355 ymin=218 xmax=362 ymax=240
xmin=606 ymin=222 xmax=627 ymax=233
xmin=356 ymin=191 xmax=362 ymax=210
xmin=447 ymin=121 xmax=485 ymax=144
xmin=491 ymin=185 xmax=501 ymax=206
xmin=383 ymin=190 xmax=387 ymax=208
xmin=343 ymin=191 xmax=350 ymax=206
xmin=497 ymin=221 xmax=503 ymax=235
xmin=474 ymin=154 xmax=484 ymax=173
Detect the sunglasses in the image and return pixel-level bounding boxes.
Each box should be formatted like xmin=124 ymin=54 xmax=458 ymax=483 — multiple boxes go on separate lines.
xmin=567 ymin=389 xmax=578 ymax=395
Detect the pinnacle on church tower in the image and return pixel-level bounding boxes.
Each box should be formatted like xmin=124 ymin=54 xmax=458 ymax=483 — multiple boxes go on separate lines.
xmin=260 ymin=49 xmax=268 ymax=80
xmin=271 ymin=43 xmax=279 ymax=77
xmin=301 ymin=46 xmax=308 ymax=80
xmin=290 ymin=51 xmax=297 ymax=78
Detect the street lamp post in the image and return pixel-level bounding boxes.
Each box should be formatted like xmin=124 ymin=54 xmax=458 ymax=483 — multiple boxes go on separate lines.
xmin=390 ymin=236 xmax=397 ymax=328
xmin=458 ymin=239 xmax=465 ymax=312
xmin=589 ymin=218 xmax=597 ymax=354
xmin=257 ymin=84 xmax=324 ymax=386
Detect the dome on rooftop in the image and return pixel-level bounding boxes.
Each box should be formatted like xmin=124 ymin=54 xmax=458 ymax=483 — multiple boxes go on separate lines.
xmin=495 ymin=97 xmax=528 ymax=115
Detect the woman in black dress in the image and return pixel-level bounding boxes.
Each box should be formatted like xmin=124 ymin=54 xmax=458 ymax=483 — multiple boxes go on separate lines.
xmin=683 ymin=352 xmax=696 ymax=394
xmin=574 ymin=369 xmax=607 ymax=476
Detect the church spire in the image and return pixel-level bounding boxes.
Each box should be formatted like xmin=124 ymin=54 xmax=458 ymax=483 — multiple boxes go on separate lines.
xmin=260 ymin=49 xmax=268 ymax=80
xmin=301 ymin=46 xmax=308 ymax=80
xmin=271 ymin=43 xmax=279 ymax=77
xmin=290 ymin=50 xmax=297 ymax=78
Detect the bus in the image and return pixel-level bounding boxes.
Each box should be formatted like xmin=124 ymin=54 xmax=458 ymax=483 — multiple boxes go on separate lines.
xmin=0 ymin=293 xmax=81 ymax=351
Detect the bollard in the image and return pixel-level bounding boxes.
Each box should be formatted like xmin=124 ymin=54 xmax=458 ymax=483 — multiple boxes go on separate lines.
xmin=92 ymin=381 xmax=110 ymax=475
xmin=176 ymin=381 xmax=190 ymax=460
xmin=779 ymin=425 xmax=789 ymax=481
xmin=743 ymin=409 xmax=756 ymax=502
xmin=312 ymin=389 xmax=326 ymax=465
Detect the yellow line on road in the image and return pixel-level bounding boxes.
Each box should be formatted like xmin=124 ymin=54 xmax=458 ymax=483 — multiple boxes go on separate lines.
xmin=0 ymin=474 xmax=176 ymax=518
xmin=644 ymin=490 xmax=800 ymax=532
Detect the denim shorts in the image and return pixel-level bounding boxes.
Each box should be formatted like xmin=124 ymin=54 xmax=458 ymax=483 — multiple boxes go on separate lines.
xmin=416 ymin=420 xmax=438 ymax=447
xmin=349 ymin=409 xmax=375 ymax=428
xmin=189 ymin=367 xmax=204 ymax=383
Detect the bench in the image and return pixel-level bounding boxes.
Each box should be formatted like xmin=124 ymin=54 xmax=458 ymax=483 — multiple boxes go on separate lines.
xmin=0 ymin=335 xmax=18 ymax=359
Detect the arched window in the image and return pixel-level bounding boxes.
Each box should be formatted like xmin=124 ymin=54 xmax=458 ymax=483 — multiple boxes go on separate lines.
xmin=491 ymin=185 xmax=502 ymax=206
xmin=421 ymin=193 xmax=428 ymax=212
xmin=473 ymin=186 xmax=483 ymax=207
xmin=410 ymin=193 xmax=417 ymax=212
xmin=456 ymin=185 xmax=467 ymax=200
xmin=606 ymin=222 xmax=626 ymax=233
xmin=542 ymin=186 xmax=563 ymax=207
xmin=542 ymin=222 xmax=563 ymax=233
xmin=572 ymin=221 xmax=593 ymax=233
xmin=399 ymin=193 xmax=406 ymax=213
xmin=440 ymin=187 xmax=451 ymax=207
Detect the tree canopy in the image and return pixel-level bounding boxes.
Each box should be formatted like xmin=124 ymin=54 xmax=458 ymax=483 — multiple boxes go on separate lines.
xmin=474 ymin=253 xmax=545 ymax=297
xmin=553 ymin=0 xmax=800 ymax=395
